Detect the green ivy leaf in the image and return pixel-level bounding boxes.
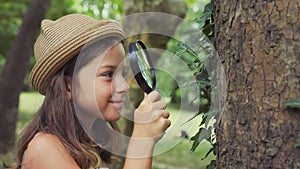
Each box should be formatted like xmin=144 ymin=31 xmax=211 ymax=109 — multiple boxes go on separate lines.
xmin=284 ymin=99 xmax=300 ymax=109
xmin=190 ymin=128 xmax=210 ymax=152
xmin=201 ymin=146 xmax=214 ymax=160
xmin=181 ymin=111 xmax=202 ymax=125
xmin=204 ymin=110 xmax=218 ymax=127
xmin=197 ymin=2 xmax=213 ymax=23
xmin=174 ymin=41 xmax=188 ymax=55
xmin=203 ymin=2 xmax=213 ymax=14
xmin=295 ymin=142 xmax=300 ymax=148
xmin=206 ymin=160 xmax=216 ymax=169
xmin=203 ymin=23 xmax=214 ymax=36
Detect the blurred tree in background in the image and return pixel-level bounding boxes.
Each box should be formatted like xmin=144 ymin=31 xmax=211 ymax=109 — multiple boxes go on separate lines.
xmin=0 ymin=0 xmax=50 ymax=154
xmin=0 ymin=0 xmax=31 ymax=70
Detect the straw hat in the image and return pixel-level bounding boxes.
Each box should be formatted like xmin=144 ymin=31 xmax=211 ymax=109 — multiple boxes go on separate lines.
xmin=30 ymin=14 xmax=125 ymax=95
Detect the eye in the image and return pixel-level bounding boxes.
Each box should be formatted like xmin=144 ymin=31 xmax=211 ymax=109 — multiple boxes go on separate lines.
xmin=102 ymin=72 xmax=113 ymax=78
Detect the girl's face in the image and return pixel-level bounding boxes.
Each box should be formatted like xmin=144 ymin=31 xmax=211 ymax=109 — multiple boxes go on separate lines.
xmin=75 ymin=43 xmax=130 ymax=122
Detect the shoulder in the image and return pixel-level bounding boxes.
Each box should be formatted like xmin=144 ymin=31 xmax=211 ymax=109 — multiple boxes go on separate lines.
xmin=26 ymin=132 xmax=67 ymax=157
xmin=28 ymin=132 xmax=62 ymax=149
xmin=22 ymin=132 xmax=80 ymax=169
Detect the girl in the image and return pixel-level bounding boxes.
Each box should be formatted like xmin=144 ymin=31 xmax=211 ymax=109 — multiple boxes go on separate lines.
xmin=9 ymin=14 xmax=171 ymax=169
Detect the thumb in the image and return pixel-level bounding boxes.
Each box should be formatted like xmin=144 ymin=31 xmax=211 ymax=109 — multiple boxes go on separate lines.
xmin=137 ymin=93 xmax=150 ymax=112
xmin=143 ymin=92 xmax=148 ymax=99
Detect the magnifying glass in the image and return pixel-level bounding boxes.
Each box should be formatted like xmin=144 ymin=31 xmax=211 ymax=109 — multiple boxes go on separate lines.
xmin=128 ymin=40 xmax=156 ymax=94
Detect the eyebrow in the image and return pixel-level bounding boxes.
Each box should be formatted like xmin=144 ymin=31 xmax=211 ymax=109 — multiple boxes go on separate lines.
xmin=98 ymin=65 xmax=117 ymax=69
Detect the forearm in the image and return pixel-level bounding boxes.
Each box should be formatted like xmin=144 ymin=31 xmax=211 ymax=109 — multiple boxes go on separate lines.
xmin=123 ymin=138 xmax=155 ymax=169
xmin=123 ymin=91 xmax=171 ymax=169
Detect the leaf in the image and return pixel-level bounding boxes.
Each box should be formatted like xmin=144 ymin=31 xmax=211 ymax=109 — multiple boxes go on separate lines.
xmin=199 ymin=12 xmax=212 ymax=23
xmin=201 ymin=146 xmax=214 ymax=160
xmin=195 ymin=69 xmax=209 ymax=81
xmin=181 ymin=111 xmax=202 ymax=125
xmin=190 ymin=130 xmax=201 ymax=152
xmin=204 ymin=110 xmax=218 ymax=127
xmin=190 ymin=128 xmax=210 ymax=152
xmin=284 ymin=99 xmax=300 ymax=109
xmin=181 ymin=103 xmax=211 ymax=126
xmin=197 ymin=2 xmax=213 ymax=24
xmin=200 ymin=112 xmax=208 ymax=126
xmin=206 ymin=160 xmax=216 ymax=169
xmin=202 ymin=23 xmax=214 ymax=36
xmin=295 ymin=142 xmax=300 ymax=148
xmin=174 ymin=41 xmax=188 ymax=55
xmin=201 ymin=142 xmax=217 ymax=160
xmin=203 ymin=2 xmax=213 ymax=14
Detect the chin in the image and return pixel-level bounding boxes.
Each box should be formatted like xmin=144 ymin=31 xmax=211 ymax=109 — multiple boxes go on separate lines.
xmin=104 ymin=111 xmax=121 ymax=122
xmin=109 ymin=115 xmax=121 ymax=122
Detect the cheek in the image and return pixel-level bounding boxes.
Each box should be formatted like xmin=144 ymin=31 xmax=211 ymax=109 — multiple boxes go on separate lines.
xmin=74 ymin=75 xmax=99 ymax=114
xmin=95 ymin=79 xmax=112 ymax=109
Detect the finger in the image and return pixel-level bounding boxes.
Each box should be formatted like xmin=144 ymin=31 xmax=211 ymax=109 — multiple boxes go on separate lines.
xmin=153 ymin=100 xmax=167 ymax=110
xmin=149 ymin=90 xmax=161 ymax=102
xmin=161 ymin=111 xmax=170 ymax=119
xmin=161 ymin=118 xmax=171 ymax=130
xmin=137 ymin=93 xmax=151 ymax=112
xmin=166 ymin=119 xmax=171 ymax=128
xmin=135 ymin=110 xmax=158 ymax=123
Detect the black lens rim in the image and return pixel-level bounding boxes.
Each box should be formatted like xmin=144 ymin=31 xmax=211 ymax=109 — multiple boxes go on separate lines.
xmin=128 ymin=40 xmax=156 ymax=94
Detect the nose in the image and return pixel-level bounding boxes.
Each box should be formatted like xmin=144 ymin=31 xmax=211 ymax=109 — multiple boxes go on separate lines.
xmin=114 ymin=76 xmax=130 ymax=93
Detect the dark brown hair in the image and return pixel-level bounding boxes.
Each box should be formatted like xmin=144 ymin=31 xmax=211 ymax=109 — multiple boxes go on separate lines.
xmin=7 ymin=36 xmax=123 ymax=169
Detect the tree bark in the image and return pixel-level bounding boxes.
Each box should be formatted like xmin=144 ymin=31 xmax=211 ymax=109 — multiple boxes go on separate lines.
xmin=214 ymin=0 xmax=300 ymax=168
xmin=0 ymin=0 xmax=50 ymax=153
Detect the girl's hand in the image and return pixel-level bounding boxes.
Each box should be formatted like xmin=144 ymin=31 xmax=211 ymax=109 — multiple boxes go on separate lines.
xmin=131 ymin=90 xmax=171 ymax=143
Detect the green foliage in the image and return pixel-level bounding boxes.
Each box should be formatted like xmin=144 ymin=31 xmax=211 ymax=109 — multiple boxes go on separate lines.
xmin=285 ymin=98 xmax=300 ymax=149
xmin=156 ymin=2 xmax=216 ymax=168
xmin=206 ymin=160 xmax=216 ymax=169
xmin=295 ymin=142 xmax=300 ymax=148
xmin=197 ymin=2 xmax=214 ymax=40
xmin=0 ymin=0 xmax=31 ymax=60
xmin=284 ymin=98 xmax=300 ymax=109
xmin=78 ymin=0 xmax=122 ymax=19
xmin=46 ymin=0 xmax=78 ymax=19
xmin=184 ymin=0 xmax=211 ymax=21
xmin=155 ymin=69 xmax=177 ymax=99
xmin=171 ymin=1 xmax=216 ymax=169
xmin=46 ymin=0 xmax=122 ymax=20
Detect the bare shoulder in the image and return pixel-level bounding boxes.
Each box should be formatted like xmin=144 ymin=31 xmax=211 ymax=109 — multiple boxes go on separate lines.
xmin=22 ymin=132 xmax=80 ymax=169
xmin=27 ymin=132 xmax=62 ymax=150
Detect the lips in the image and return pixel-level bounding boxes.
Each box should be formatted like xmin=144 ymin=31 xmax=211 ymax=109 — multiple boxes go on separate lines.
xmin=109 ymin=100 xmax=125 ymax=109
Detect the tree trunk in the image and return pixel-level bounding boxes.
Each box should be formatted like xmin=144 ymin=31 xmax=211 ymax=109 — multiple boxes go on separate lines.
xmin=0 ymin=0 xmax=50 ymax=153
xmin=214 ymin=0 xmax=300 ymax=168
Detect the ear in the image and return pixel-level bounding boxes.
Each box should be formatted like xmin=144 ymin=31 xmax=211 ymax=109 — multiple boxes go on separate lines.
xmin=64 ymin=76 xmax=72 ymax=100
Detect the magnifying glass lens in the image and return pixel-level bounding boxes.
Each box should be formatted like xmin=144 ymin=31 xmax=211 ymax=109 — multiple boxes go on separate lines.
xmin=128 ymin=40 xmax=156 ymax=94
xmin=136 ymin=44 xmax=153 ymax=88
